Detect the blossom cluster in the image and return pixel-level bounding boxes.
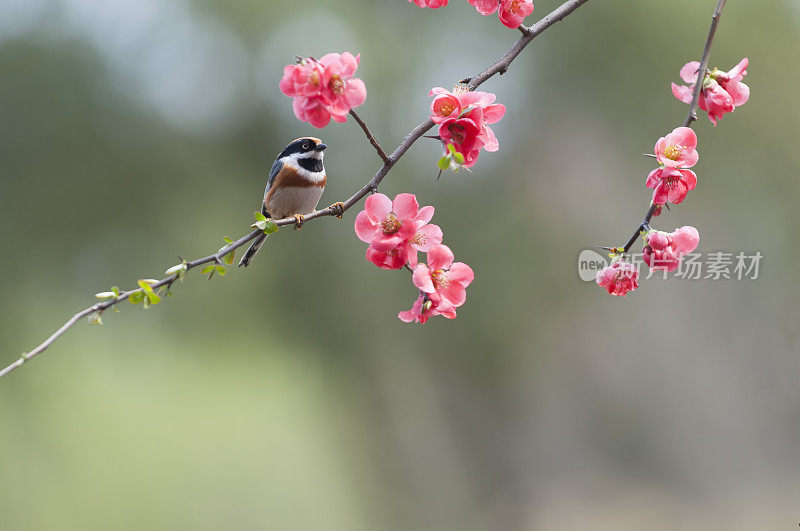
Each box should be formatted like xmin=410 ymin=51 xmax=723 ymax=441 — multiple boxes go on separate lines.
xmin=596 ymin=126 xmax=704 ymax=297
xmin=468 ymin=0 xmax=534 ymax=28
xmin=355 ymin=193 xmax=474 ymax=323
xmin=429 ymin=85 xmax=506 ymax=168
xmin=642 ymin=226 xmax=700 ymax=272
xmin=279 ymin=52 xmax=367 ymax=128
xmin=646 ymin=126 xmax=699 ymax=206
xmin=407 ymin=0 xmax=534 ymax=29
xmin=671 ymin=58 xmax=750 ymax=126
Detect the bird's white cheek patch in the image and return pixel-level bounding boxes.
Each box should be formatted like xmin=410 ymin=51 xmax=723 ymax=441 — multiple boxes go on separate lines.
xmin=281 ymin=159 xmax=326 ymax=183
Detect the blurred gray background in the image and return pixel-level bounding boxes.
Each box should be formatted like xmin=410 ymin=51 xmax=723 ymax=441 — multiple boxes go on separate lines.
xmin=1 ymin=0 xmax=799 ymax=529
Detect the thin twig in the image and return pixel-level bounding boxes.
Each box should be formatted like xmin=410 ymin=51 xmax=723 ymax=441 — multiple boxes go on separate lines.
xmin=349 ymin=109 xmax=391 ymax=164
xmin=619 ymin=0 xmax=727 ymax=255
xmin=0 ymin=0 xmax=594 ymax=380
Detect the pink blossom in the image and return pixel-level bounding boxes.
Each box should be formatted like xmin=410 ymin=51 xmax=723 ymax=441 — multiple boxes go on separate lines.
xmin=408 ymin=0 xmax=449 ymax=7
xmin=279 ymin=61 xmax=325 ymax=98
xmin=714 ymin=58 xmax=750 ymax=107
xmin=468 ymin=0 xmax=500 ymax=15
xmin=595 ymin=260 xmax=639 ymax=297
xmin=412 ymin=244 xmax=474 ymax=307
xmin=366 ymin=244 xmax=409 ymax=270
xmin=643 ymin=226 xmax=700 ymax=272
xmin=429 ymin=89 xmax=463 ymax=124
xmin=398 ymin=291 xmax=457 ymax=324
xmin=646 ymin=167 xmax=697 ymax=205
xmin=654 ymin=127 xmax=698 ymax=168
xmin=498 ymin=0 xmax=534 ymax=29
xmin=355 ymin=193 xmax=442 ymax=268
xmin=671 ymin=58 xmax=749 ymax=125
xmin=318 ymin=52 xmax=367 ymax=122
xmin=280 ymin=53 xmax=367 ymax=128
xmin=431 ymin=87 xmax=506 ymax=168
xmin=292 ymin=96 xmax=331 ymax=129
xmin=439 ymin=113 xmax=483 ymax=166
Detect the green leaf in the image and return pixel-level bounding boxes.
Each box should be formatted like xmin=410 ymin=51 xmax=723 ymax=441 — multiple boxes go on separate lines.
xmin=447 ymin=143 xmax=457 ymax=154
xmin=129 ymin=291 xmax=144 ymax=304
xmin=147 ymin=292 xmax=161 ymax=306
xmin=224 ymin=236 xmax=234 ymax=244
xmin=254 ymin=211 xmax=267 ymax=222
xmin=216 ymin=266 xmax=227 ymax=276
xmin=437 ymin=156 xmax=451 ymax=170
xmin=453 ymin=152 xmax=465 ymax=165
xmin=262 ymin=221 xmax=279 ymax=235
xmin=224 ymin=250 xmax=235 ymax=265
xmin=201 ymin=265 xmax=215 ymax=275
xmin=137 ymin=279 xmax=154 ymax=293
xmin=111 ymin=286 xmax=120 ymax=297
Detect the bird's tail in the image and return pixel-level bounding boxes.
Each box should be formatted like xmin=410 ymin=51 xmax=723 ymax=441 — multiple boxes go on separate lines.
xmin=239 ymin=234 xmax=268 ymax=268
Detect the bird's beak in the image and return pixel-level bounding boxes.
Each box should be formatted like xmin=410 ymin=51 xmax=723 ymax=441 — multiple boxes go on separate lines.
xmin=315 ymin=143 xmax=328 ymax=152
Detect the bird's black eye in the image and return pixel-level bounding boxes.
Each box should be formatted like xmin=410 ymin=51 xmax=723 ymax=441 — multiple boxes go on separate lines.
xmin=302 ymin=142 xmax=310 ymax=150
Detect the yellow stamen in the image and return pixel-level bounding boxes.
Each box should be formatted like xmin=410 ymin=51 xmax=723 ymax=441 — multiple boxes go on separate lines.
xmin=663 ymin=145 xmax=682 ymax=160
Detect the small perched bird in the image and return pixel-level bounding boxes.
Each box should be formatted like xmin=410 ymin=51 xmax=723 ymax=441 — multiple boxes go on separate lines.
xmin=239 ymin=137 xmax=343 ymax=268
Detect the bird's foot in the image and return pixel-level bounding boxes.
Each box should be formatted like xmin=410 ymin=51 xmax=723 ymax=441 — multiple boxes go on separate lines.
xmin=293 ymin=214 xmax=304 ymax=230
xmin=328 ymin=202 xmax=345 ymax=219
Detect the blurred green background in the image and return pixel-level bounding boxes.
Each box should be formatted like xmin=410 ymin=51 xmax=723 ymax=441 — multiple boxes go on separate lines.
xmin=1 ymin=0 xmax=799 ymax=529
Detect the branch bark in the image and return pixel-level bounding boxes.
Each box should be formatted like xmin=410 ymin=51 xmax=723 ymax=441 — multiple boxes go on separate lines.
xmin=0 ymin=0 xmax=595 ymax=380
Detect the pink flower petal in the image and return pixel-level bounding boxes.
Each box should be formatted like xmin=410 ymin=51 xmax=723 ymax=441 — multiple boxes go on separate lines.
xmin=428 ymin=87 xmax=451 ymax=97
xmin=415 ymin=205 xmax=435 ymax=225
xmin=646 ymin=168 xmax=661 ymax=189
xmin=448 ymin=262 xmax=474 ymax=287
xmin=681 ymin=169 xmax=697 ymax=191
xmin=354 ymin=210 xmax=378 ymax=243
xmin=412 ymin=264 xmax=436 ymax=293
xmin=393 ymin=193 xmax=419 ymax=220
xmin=671 ymin=83 xmax=694 ymax=104
xmin=482 ymin=103 xmax=506 ymax=124
xmin=427 ymin=244 xmax=455 ymax=271
xmin=671 ymin=226 xmax=699 ymax=255
xmin=441 ymin=282 xmax=467 ymax=307
xmin=727 ymin=57 xmax=748 ymax=79
xmin=679 ymin=61 xmax=701 ymax=83
xmin=398 ymin=309 xmax=415 ymax=323
xmin=364 ymin=193 xmax=392 ymax=220
xmin=667 ymin=180 xmax=688 ymax=204
xmin=412 ymin=224 xmax=443 ymax=252
xmin=343 ymin=78 xmax=367 ymax=108
xmin=371 ymin=234 xmax=404 ymax=252
xmin=468 ymin=0 xmax=499 ymax=15
xmin=726 ymin=81 xmax=750 ymax=107
xmin=670 ymin=127 xmax=697 ymax=149
xmin=459 ymin=91 xmax=495 ymax=107
xmin=652 ymin=183 xmax=669 ymax=205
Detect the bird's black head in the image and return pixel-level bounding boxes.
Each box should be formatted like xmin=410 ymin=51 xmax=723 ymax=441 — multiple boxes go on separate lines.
xmin=278 ymin=137 xmax=327 ymax=159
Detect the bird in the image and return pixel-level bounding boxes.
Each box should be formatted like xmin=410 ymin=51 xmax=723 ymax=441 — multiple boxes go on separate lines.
xmin=239 ymin=136 xmax=343 ymax=268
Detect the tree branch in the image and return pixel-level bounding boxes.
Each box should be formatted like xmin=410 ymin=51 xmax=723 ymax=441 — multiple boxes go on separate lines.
xmin=0 ymin=0 xmax=594 ymax=380
xmin=349 ymin=109 xmax=391 ymax=164
xmin=617 ymin=0 xmax=727 ymax=255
